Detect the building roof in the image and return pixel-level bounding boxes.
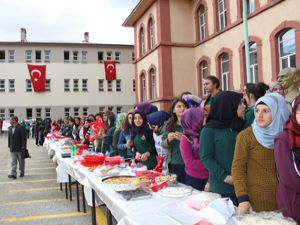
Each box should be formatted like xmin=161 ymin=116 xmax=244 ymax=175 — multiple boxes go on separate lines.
xmin=122 ymin=0 xmax=155 ymax=27
xmin=0 ymin=41 xmax=133 ymax=48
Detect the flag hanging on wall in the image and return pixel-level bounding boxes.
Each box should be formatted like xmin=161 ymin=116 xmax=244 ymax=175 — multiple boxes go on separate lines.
xmin=104 ymin=60 xmax=116 ymax=80
xmin=27 ymin=64 xmax=46 ymax=92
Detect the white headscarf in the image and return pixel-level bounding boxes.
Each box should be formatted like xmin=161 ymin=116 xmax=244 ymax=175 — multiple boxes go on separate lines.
xmin=252 ymin=93 xmax=290 ymax=149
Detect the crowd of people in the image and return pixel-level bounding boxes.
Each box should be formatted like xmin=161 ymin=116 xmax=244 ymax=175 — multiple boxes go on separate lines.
xmin=7 ymin=67 xmax=300 ymax=224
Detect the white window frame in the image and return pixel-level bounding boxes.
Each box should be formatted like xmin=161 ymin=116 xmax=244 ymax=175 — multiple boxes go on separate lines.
xmin=132 ymin=52 xmax=135 ymax=62
xmin=26 ymin=79 xmax=32 ymax=92
xmin=82 ymin=51 xmax=88 ymax=63
xmin=36 ymin=108 xmax=42 ymax=118
xmin=26 ymin=50 xmax=32 ymax=63
xmin=149 ymin=19 xmax=154 ymax=49
xmin=9 ymin=109 xmax=15 ymax=118
xmin=64 ymin=51 xmax=70 ymax=63
xmin=35 ymin=50 xmax=41 ymax=63
xmin=133 ymin=79 xmax=136 ymax=92
xmin=115 ymin=52 xmax=120 ymax=63
xmin=82 ymin=79 xmax=88 ymax=92
xmin=44 ymin=50 xmax=51 ymax=63
xmin=83 ymin=107 xmax=88 ymax=116
xmin=98 ymin=79 xmax=104 ymax=92
xmin=98 ymin=51 xmax=103 ymax=63
xmin=99 ymin=107 xmax=105 ymax=113
xmin=64 ymin=79 xmax=70 ymax=92
xmin=220 ymin=54 xmax=230 ymax=91
xmin=218 ymin=0 xmax=227 ymax=30
xmin=198 ymin=6 xmax=206 ymax=41
xmin=249 ymin=43 xmax=258 ymax=83
xmin=141 ymin=74 xmax=146 ymax=101
xmin=247 ymin=0 xmax=255 ymax=14
xmin=200 ymin=61 xmax=208 ymax=96
xmin=8 ymin=50 xmax=15 ymax=62
xmin=0 ymin=108 xmax=5 ymax=119
xmin=116 ymin=79 xmax=121 ymax=92
xmin=45 ymin=108 xmax=51 ymax=118
xmin=0 ymin=79 xmax=5 ymax=92
xmin=108 ymin=106 xmax=113 ymax=112
xmin=74 ymin=107 xmax=79 ymax=117
xmin=107 ymin=80 xmax=113 ymax=92
xmin=0 ymin=50 xmax=5 ymax=62
xmin=46 ymin=79 xmax=51 ymax=91
xmin=150 ymin=69 xmax=156 ymax=100
xmin=116 ymin=106 xmax=122 ymax=114
xmin=140 ymin=28 xmax=145 ymax=56
xmin=73 ymin=51 xmax=79 ymax=63
xmin=64 ymin=107 xmax=70 ymax=117
xmin=279 ymin=29 xmax=296 ymax=70
xmin=106 ymin=52 xmax=112 ymax=60
xmin=73 ymin=79 xmax=79 ymax=92
xmin=8 ymin=79 xmax=15 ymax=92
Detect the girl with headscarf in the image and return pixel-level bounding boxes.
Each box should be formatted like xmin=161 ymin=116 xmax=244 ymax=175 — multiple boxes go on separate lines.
xmin=134 ymin=102 xmax=158 ymax=115
xmin=232 ymin=93 xmax=290 ymax=214
xmin=199 ymin=91 xmax=246 ymax=205
xmin=131 ymin=111 xmax=157 ymax=170
xmin=180 ymin=107 xmax=208 ymax=191
xmin=274 ymin=95 xmax=300 ymax=224
xmin=117 ymin=111 xmax=134 ymax=158
xmin=147 ymin=111 xmax=170 ymax=157
xmin=112 ymin=113 xmax=127 ymax=154
xmin=162 ymin=99 xmax=188 ymax=183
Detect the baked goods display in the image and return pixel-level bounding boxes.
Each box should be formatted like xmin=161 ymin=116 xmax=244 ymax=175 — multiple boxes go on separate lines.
xmin=154 ymin=174 xmax=177 ymax=185
xmin=236 ymin=212 xmax=297 ymax=225
xmin=101 ymin=176 xmax=151 ymax=190
xmin=158 ymin=186 xmax=192 ymax=198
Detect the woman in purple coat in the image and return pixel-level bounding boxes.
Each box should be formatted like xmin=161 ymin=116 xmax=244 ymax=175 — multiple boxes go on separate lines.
xmin=275 ymin=95 xmax=300 ymax=224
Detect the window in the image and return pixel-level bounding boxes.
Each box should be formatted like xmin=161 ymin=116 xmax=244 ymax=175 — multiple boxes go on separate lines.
xmin=99 ymin=107 xmax=105 ymax=113
xmin=115 ymin=52 xmax=120 ymax=63
xmin=132 ymin=52 xmax=135 ymax=62
xmin=82 ymin=51 xmax=88 ymax=63
xmin=45 ymin=108 xmax=51 ymax=118
xmin=198 ymin=6 xmax=206 ymax=41
xmin=98 ymin=79 xmax=104 ymax=92
xmin=116 ymin=106 xmax=122 ymax=114
xmin=8 ymin=50 xmax=15 ymax=62
xmin=249 ymin=43 xmax=258 ymax=83
xmin=73 ymin=51 xmax=78 ymax=62
xmin=148 ymin=18 xmax=155 ymax=50
xmin=141 ymin=73 xmax=146 ymax=101
xmin=9 ymin=79 xmax=15 ymax=92
xmin=64 ymin=79 xmax=70 ymax=92
xmin=46 ymin=79 xmax=51 ymax=91
xmin=64 ymin=51 xmax=70 ymax=62
xmin=44 ymin=50 xmax=51 ymax=63
xmin=200 ymin=61 xmax=208 ymax=96
xmin=106 ymin=52 xmax=112 ymax=60
xmin=133 ymin=79 xmax=136 ymax=92
xmin=82 ymin=79 xmax=88 ymax=92
xmin=98 ymin=51 xmax=104 ymax=63
xmin=74 ymin=107 xmax=79 ymax=117
xmin=9 ymin=109 xmax=15 ymax=118
xmin=35 ymin=50 xmax=41 ymax=62
xmin=64 ymin=107 xmax=70 ymax=117
xmin=220 ymin=53 xmax=230 ymax=91
xmin=247 ymin=0 xmax=255 ymax=14
xmin=149 ymin=69 xmax=156 ymax=100
xmin=26 ymin=108 xmax=32 ymax=119
xmin=0 ymin=79 xmax=5 ymax=92
xmin=0 ymin=50 xmax=5 ymax=62
xmin=36 ymin=108 xmax=42 ymax=118
xmin=108 ymin=106 xmax=113 ymax=111
xmin=26 ymin=79 xmax=32 ymax=92
xmin=218 ymin=0 xmax=227 ymax=30
xmin=107 ymin=80 xmax=113 ymax=92
xmin=73 ymin=79 xmax=79 ymax=92
xmin=26 ymin=50 xmax=32 ymax=62
xmin=116 ymin=79 xmax=121 ymax=92
xmin=0 ymin=108 xmax=5 ymax=119
xmin=139 ymin=27 xmax=145 ymax=57
xmin=83 ymin=107 xmax=88 ymax=116
xmin=279 ymin=29 xmax=296 ymax=70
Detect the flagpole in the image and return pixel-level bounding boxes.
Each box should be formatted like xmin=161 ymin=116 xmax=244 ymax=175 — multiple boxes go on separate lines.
xmin=243 ymin=0 xmax=251 ymax=83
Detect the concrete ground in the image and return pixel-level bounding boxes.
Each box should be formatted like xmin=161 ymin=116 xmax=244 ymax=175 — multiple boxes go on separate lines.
xmin=0 ymin=135 xmax=106 ymax=225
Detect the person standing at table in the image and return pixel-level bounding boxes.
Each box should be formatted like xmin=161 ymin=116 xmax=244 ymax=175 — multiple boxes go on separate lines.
xmin=8 ymin=116 xmax=27 ymax=179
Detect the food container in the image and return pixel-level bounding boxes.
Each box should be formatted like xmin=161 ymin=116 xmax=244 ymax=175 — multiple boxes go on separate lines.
xmin=81 ymin=155 xmax=105 ymax=167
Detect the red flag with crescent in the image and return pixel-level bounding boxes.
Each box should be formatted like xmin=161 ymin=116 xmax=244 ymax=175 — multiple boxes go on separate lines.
xmin=89 ymin=118 xmax=105 ymax=142
xmin=27 ymin=64 xmax=46 ymax=92
xmin=104 ymin=60 xmax=116 ymax=80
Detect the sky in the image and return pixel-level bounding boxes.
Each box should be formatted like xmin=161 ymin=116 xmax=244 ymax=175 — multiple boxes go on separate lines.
xmin=0 ymin=0 xmax=140 ymax=44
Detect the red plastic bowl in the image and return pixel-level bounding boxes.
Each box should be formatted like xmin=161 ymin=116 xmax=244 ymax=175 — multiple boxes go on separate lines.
xmin=104 ymin=156 xmax=122 ymax=166
xmin=81 ymin=155 xmax=105 ymax=167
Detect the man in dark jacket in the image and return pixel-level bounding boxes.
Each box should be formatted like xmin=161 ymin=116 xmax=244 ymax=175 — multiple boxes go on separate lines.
xmin=8 ymin=116 xmax=27 ymax=179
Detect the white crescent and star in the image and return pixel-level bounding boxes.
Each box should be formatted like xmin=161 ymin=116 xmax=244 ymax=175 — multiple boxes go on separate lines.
xmin=107 ymin=64 xmax=115 ymax=73
xmin=31 ymin=69 xmax=42 ymax=82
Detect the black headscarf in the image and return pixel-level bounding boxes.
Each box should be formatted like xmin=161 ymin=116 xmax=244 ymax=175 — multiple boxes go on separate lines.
xmin=131 ymin=110 xmax=149 ymax=138
xmin=205 ymin=91 xmax=245 ymax=132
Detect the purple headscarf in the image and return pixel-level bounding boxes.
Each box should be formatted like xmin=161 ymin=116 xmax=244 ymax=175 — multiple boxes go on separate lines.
xmin=181 ymin=107 xmax=205 ymax=158
xmin=131 ymin=111 xmax=149 ymax=138
xmin=135 ymin=102 xmax=158 ymax=115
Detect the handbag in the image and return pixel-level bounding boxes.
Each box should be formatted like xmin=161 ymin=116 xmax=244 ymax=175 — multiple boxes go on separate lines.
xmin=21 ymin=149 xmax=31 ymax=159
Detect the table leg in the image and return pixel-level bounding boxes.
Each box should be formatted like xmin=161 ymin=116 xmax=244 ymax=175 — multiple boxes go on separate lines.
xmin=76 ymin=181 xmax=80 ymax=212
xmin=106 ymin=207 xmax=113 ymax=225
xmin=82 ymin=185 xmax=86 ymax=213
xmin=65 ymin=183 xmax=68 ymax=199
xmin=91 ymin=189 xmax=97 ymax=225
xmin=60 ymin=183 xmax=62 ymax=191
xmin=68 ymin=175 xmax=72 ymax=201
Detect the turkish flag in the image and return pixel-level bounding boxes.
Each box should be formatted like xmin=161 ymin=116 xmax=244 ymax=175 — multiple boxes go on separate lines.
xmin=89 ymin=118 xmax=105 ymax=142
xmin=27 ymin=64 xmax=46 ymax=92
xmin=104 ymin=60 xmax=116 ymax=80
